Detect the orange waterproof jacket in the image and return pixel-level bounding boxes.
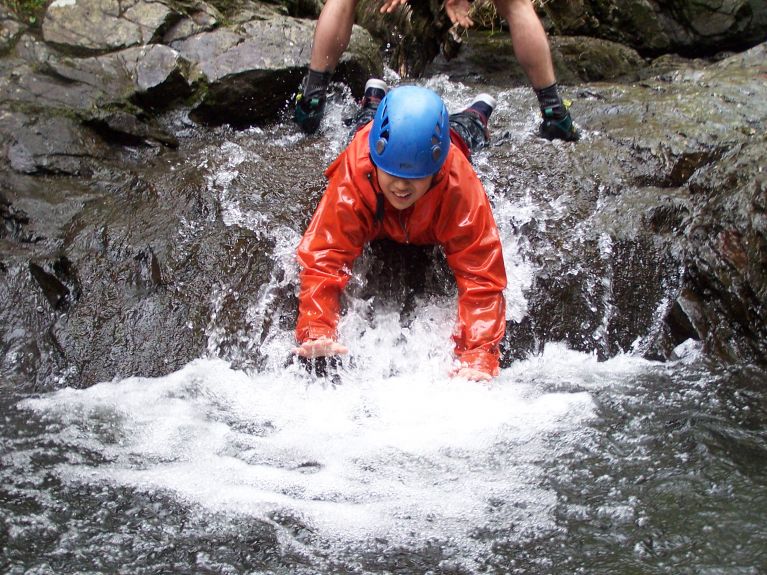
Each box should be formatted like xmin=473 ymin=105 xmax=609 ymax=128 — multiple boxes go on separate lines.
xmin=296 ymin=123 xmax=507 ymax=375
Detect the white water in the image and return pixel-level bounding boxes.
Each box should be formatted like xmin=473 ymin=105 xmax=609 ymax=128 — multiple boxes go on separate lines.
xmin=19 ymin=344 xmax=662 ymax=565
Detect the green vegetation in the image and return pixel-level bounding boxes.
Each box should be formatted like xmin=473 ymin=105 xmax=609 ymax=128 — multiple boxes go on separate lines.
xmin=200 ymin=0 xmax=243 ymax=18
xmin=469 ymin=0 xmax=550 ymax=33
xmin=469 ymin=0 xmax=500 ymax=31
xmin=3 ymin=0 xmax=49 ymax=25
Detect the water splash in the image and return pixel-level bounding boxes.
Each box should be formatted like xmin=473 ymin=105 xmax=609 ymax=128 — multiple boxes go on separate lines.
xmin=19 ymin=343 xmax=627 ymax=566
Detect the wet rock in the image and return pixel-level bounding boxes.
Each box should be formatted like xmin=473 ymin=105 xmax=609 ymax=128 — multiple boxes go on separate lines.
xmin=85 ymin=109 xmax=179 ymax=147
xmin=1 ymin=111 xmax=106 ymax=175
xmin=1 ymin=192 xmax=31 ymax=241
xmin=169 ymin=27 xmax=241 ymax=73
xmin=496 ymin=175 xmax=687 ymax=362
xmin=174 ymin=16 xmax=381 ymax=125
xmin=465 ymin=42 xmax=766 ymax=367
xmin=29 ymin=262 xmax=69 ymax=309
xmin=0 ymin=56 xmax=106 ymax=113
xmin=682 ymin=136 xmax=767 ymax=362
xmin=426 ymin=31 xmax=648 ymax=84
xmin=162 ymin=1 xmax=222 ymax=43
xmin=0 ymin=7 xmax=25 ymax=55
xmin=0 ymin=259 xmax=69 ymax=386
xmin=542 ymin=0 xmax=767 ymax=56
xmin=0 ymin=42 xmax=186 ymax=155
xmin=48 ymin=44 xmax=195 ymax=109
xmin=554 ymin=36 xmax=647 ymax=82
xmin=29 ymin=256 xmax=80 ymax=311
xmin=1 ymin=2 xmax=373 ymax=166
xmin=42 ymin=0 xmax=178 ymax=54
xmin=131 ymin=247 xmax=163 ymax=293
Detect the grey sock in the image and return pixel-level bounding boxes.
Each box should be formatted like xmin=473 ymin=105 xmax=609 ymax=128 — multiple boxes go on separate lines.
xmin=303 ymin=68 xmax=334 ymax=98
xmin=535 ymin=83 xmax=567 ymax=119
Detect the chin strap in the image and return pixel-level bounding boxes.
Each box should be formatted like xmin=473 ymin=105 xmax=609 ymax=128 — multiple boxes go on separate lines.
xmin=367 ymin=171 xmax=385 ymax=225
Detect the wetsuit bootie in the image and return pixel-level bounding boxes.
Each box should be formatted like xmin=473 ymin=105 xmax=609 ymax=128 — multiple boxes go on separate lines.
xmin=535 ymin=83 xmax=579 ymax=142
xmin=449 ymin=93 xmax=496 ymax=153
xmin=294 ymin=69 xmax=333 ymax=134
xmin=348 ymin=78 xmax=388 ymax=133
xmin=465 ymin=93 xmax=496 ymax=126
xmin=539 ymin=102 xmax=579 ymax=142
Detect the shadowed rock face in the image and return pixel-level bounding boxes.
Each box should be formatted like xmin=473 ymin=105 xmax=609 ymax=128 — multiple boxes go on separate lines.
xmin=0 ymin=0 xmax=765 ymax=390
xmin=540 ymin=0 xmax=767 ymax=57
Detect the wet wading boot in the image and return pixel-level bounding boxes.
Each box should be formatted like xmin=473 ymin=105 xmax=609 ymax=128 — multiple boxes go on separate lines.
xmin=294 ymin=92 xmax=326 ymax=134
xmin=348 ymin=78 xmax=388 ymax=134
xmin=449 ymin=93 xmax=497 ymax=155
xmin=536 ymin=83 xmax=580 ymax=142
xmin=294 ymin=69 xmax=333 ymax=134
xmin=539 ymin=100 xmax=579 ymax=142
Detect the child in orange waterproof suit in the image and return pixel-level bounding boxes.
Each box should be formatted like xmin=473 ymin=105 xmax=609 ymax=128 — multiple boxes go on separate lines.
xmin=293 ymin=84 xmax=506 ymax=381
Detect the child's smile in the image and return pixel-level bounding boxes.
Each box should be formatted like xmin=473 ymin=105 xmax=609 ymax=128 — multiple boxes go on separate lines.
xmin=376 ymin=168 xmax=434 ymax=210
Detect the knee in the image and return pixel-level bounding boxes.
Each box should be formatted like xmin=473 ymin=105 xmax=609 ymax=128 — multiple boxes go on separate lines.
xmin=321 ymin=0 xmax=359 ymax=12
xmin=492 ymin=0 xmax=534 ymax=18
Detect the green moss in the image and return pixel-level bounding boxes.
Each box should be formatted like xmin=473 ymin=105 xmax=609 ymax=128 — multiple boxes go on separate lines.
xmin=5 ymin=0 xmax=49 ymax=26
xmin=201 ymin=0 xmax=251 ymax=18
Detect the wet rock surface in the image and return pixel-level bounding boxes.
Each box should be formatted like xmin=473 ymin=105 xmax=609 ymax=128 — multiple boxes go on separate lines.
xmin=0 ymin=0 xmax=765 ymax=390
xmin=540 ymin=0 xmax=767 ymax=57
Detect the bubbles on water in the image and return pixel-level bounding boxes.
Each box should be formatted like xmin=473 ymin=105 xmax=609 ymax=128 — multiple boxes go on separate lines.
xmin=671 ymin=338 xmax=703 ymax=363
xmin=18 ymin=341 xmax=607 ymax=566
xmin=382 ymin=66 xmax=401 ymax=87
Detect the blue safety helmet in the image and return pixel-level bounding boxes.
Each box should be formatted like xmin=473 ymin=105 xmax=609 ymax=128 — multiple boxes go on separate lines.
xmin=369 ymin=86 xmax=450 ymax=179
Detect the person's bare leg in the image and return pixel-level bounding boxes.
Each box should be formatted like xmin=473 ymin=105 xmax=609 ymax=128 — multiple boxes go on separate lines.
xmin=493 ymin=0 xmax=579 ymax=140
xmin=309 ymin=0 xmax=359 ymax=72
xmin=294 ymin=0 xmax=358 ymax=133
xmin=492 ymin=0 xmax=554 ymax=90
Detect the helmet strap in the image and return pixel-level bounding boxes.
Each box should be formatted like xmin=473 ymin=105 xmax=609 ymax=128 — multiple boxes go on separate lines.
xmin=367 ymin=170 xmax=385 ymax=224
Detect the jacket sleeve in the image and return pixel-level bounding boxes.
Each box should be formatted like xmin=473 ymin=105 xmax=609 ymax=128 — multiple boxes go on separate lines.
xmin=295 ymin=157 xmax=374 ymax=343
xmin=437 ymin=160 xmax=507 ymax=376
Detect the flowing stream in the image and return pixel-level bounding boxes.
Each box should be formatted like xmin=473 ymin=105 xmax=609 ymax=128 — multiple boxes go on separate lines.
xmin=2 ymin=75 xmax=766 ymax=574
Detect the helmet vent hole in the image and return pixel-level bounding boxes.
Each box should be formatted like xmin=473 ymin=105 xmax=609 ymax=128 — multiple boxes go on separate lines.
xmin=368 ymin=85 xmax=449 ymax=178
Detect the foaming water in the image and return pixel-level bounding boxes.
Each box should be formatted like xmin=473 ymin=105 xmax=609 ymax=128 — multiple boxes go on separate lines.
xmin=9 ymin=342 xmax=766 ymax=574
xmin=18 ymin=342 xmax=612 ymax=561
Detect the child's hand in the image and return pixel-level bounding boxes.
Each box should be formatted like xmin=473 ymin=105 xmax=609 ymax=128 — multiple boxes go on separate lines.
xmin=444 ymin=0 xmax=474 ymax=29
xmin=453 ymin=366 xmax=493 ymax=382
xmin=293 ymin=337 xmax=349 ymax=358
xmin=379 ymin=0 xmax=409 ymax=15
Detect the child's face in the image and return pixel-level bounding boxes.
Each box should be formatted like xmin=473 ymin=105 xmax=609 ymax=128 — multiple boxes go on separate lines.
xmin=376 ymin=168 xmax=434 ymax=210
